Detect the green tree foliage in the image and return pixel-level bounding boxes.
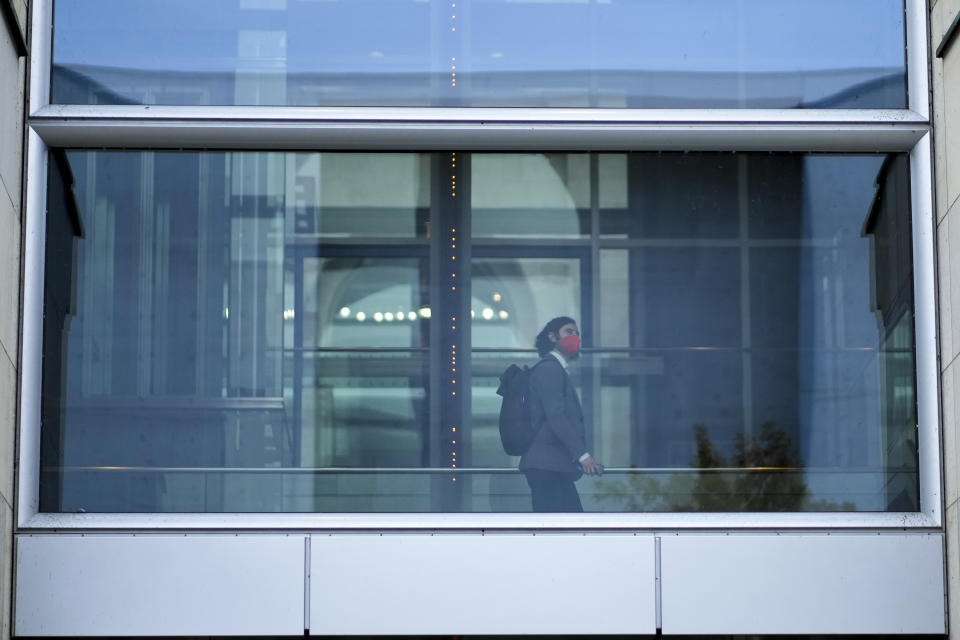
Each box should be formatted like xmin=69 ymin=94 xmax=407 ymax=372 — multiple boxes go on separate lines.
xmin=594 ymin=422 xmax=855 ymax=512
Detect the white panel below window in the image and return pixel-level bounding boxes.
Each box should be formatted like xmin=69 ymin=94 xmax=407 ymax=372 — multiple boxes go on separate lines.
xmin=310 ymin=533 xmax=655 ymax=636
xmin=660 ymin=532 xmax=945 ymax=635
xmin=15 ymin=534 xmax=306 ymax=637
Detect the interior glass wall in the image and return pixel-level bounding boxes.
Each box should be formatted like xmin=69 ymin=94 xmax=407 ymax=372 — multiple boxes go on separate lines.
xmin=51 ymin=0 xmax=907 ymax=108
xmin=40 ymin=151 xmax=918 ymax=513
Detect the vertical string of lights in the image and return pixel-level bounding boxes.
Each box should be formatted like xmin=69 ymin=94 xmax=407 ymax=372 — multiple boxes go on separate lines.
xmin=450 ymin=0 xmax=456 ymax=89
xmin=433 ymin=0 xmax=467 ymax=505
xmin=449 ymin=154 xmax=457 ymax=484
xmin=447 ymin=2 xmax=459 ymax=486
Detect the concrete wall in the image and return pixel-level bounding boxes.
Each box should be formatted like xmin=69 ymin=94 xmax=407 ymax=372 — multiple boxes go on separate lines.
xmin=933 ymin=0 xmax=960 ymax=636
xmin=0 ymin=1 xmax=25 ymax=639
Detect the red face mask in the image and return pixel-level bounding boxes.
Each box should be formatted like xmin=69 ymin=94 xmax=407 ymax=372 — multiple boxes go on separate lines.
xmin=559 ymin=334 xmax=581 ymax=357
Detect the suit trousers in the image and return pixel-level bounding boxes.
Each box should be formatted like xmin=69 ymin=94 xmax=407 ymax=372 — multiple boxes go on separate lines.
xmin=524 ymin=470 xmax=584 ymax=513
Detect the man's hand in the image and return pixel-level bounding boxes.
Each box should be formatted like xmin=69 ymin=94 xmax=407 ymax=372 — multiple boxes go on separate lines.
xmin=580 ymin=454 xmax=603 ymax=476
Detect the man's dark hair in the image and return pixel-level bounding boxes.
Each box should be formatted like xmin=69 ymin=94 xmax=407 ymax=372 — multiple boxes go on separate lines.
xmin=535 ymin=316 xmax=577 ymax=357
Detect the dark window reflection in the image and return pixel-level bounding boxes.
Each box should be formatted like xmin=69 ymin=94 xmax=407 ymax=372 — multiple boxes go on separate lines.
xmin=41 ymin=151 xmax=917 ymax=513
xmin=52 ymin=0 xmax=906 ymax=108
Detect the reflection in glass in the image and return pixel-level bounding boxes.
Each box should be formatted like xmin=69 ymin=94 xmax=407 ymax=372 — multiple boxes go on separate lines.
xmin=300 ymin=351 xmax=427 ymax=468
xmin=41 ymin=151 xmax=917 ymax=513
xmin=471 ymin=258 xmax=581 ymax=350
xmin=298 ymin=257 xmax=428 ymax=484
xmin=470 ymin=258 xmax=581 ymax=471
xmin=472 ymin=154 xmax=590 ymax=239
xmin=53 ymin=0 xmax=906 ymax=108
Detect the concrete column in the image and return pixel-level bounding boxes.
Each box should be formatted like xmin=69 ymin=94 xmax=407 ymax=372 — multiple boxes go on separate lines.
xmin=932 ymin=0 xmax=960 ymax=636
xmin=0 ymin=1 xmax=26 ymax=639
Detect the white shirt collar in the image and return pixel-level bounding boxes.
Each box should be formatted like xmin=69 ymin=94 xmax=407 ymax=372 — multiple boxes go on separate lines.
xmin=549 ymin=349 xmax=568 ymax=369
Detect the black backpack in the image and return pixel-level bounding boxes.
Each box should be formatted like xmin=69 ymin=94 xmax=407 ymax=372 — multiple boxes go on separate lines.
xmin=495 ymin=360 xmax=547 ymax=456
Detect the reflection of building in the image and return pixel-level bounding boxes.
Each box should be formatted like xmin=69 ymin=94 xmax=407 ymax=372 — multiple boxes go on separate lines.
xmin=53 ymin=63 xmax=907 ymax=109
xmin=4 ymin=0 xmax=960 ymax=637
xmin=38 ymin=150 xmax=917 ymax=515
xmin=862 ymin=155 xmax=918 ymax=511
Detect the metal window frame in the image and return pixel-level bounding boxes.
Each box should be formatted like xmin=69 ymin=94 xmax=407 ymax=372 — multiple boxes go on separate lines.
xmin=17 ymin=0 xmax=940 ymax=531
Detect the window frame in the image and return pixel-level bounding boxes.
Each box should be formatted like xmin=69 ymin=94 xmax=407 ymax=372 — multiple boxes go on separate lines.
xmin=17 ymin=0 xmax=941 ymax=530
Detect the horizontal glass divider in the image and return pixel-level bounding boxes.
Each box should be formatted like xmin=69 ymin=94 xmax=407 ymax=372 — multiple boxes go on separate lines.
xmin=28 ymin=120 xmax=929 ymax=152
xmin=288 ymin=235 xmax=431 ymax=246
xmin=281 ymin=347 xmax=430 ymax=353
xmin=471 ymin=238 xmax=591 ymax=245
xmin=50 ymin=466 xmax=907 ymax=475
xmin=63 ymin=398 xmax=286 ymax=411
xmin=598 ymin=238 xmax=878 ymax=247
xmin=32 ymin=105 xmax=930 ymax=124
xmin=474 ymin=237 xmax=861 ymax=247
xmin=19 ymin=511 xmax=942 ymax=531
xmin=470 ymin=347 xmax=887 ymax=353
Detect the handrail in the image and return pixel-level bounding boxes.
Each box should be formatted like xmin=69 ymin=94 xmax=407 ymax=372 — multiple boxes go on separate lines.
xmin=52 ymin=465 xmax=908 ymax=475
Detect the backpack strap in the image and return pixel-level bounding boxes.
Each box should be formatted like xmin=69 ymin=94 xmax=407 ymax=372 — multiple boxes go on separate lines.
xmin=532 ymin=355 xmax=568 ymax=400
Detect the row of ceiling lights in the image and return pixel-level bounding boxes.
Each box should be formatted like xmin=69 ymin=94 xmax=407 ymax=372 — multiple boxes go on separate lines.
xmin=278 ymin=306 xmax=510 ymax=322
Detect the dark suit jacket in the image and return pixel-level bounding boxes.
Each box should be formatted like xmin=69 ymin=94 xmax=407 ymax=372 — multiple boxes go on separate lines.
xmin=519 ymin=356 xmax=587 ymax=474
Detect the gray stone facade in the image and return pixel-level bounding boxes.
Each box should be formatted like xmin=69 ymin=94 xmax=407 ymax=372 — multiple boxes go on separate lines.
xmin=0 ymin=1 xmax=25 ymax=638
xmin=934 ymin=0 xmax=960 ymax=635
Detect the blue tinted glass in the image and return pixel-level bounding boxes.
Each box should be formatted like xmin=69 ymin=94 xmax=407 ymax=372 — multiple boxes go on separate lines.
xmin=52 ymin=0 xmax=906 ymax=108
xmin=41 ymin=152 xmax=917 ymax=513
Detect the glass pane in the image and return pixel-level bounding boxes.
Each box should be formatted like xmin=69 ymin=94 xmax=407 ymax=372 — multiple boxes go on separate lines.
xmin=301 ymin=257 xmax=427 ymax=348
xmin=41 ymin=151 xmax=917 ymax=513
xmin=592 ymin=154 xmax=917 ymax=512
xmin=288 ymin=153 xmax=429 ymax=239
xmin=472 ymin=154 xmax=590 ymax=239
xmin=600 ymin=154 xmax=743 ymax=239
xmin=301 ymin=351 xmax=427 ymax=466
xmin=471 ymin=257 xmax=581 ymax=350
xmin=470 ymin=257 xmax=581 ymax=469
xmin=53 ymin=0 xmax=906 ymax=108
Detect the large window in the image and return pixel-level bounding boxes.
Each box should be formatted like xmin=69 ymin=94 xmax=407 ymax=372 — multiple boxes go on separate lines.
xmin=51 ymin=0 xmax=907 ymax=108
xmin=40 ymin=151 xmax=918 ymax=513
xmin=26 ymin=0 xmax=934 ymax=526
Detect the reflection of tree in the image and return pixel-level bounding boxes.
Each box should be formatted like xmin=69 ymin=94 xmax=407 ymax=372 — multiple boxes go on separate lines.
xmin=595 ymin=422 xmax=855 ymax=512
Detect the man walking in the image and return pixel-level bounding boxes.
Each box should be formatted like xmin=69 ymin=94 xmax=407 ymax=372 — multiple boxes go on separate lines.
xmin=521 ymin=316 xmax=602 ymax=512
